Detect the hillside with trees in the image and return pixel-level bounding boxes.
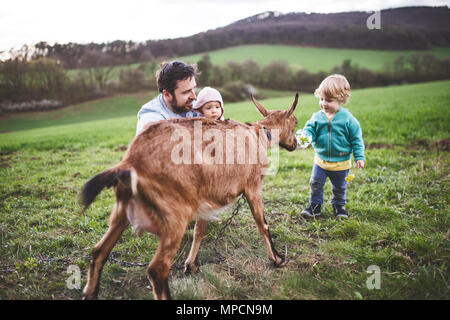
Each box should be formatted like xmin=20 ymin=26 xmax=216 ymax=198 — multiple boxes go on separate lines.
xmin=8 ymin=6 xmax=450 ymax=69
xmin=1 ymin=6 xmax=449 ymax=112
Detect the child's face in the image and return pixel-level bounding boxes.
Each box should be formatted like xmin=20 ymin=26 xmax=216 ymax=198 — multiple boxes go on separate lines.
xmin=199 ymin=101 xmax=222 ymax=120
xmin=319 ymin=95 xmax=340 ymax=114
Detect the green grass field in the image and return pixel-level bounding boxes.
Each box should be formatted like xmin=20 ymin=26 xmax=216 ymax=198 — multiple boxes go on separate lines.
xmin=0 ymin=80 xmax=449 ymax=300
xmin=179 ymin=45 xmax=450 ymax=72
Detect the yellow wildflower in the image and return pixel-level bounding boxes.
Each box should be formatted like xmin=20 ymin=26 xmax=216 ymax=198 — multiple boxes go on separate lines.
xmin=345 ymin=173 xmax=354 ymax=183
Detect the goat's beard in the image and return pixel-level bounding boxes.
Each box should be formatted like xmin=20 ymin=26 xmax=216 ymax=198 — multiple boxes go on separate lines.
xmin=169 ymin=96 xmax=194 ymax=114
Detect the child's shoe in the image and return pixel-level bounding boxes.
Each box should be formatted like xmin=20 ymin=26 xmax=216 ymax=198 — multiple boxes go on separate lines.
xmin=301 ymin=204 xmax=321 ymax=218
xmin=333 ymin=205 xmax=348 ymax=218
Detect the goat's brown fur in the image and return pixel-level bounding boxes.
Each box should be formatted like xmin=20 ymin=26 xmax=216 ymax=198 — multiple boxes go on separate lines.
xmin=80 ymin=94 xmax=299 ymax=300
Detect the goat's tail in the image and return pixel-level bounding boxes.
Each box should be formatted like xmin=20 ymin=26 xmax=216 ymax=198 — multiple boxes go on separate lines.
xmin=79 ymin=168 xmax=131 ymax=212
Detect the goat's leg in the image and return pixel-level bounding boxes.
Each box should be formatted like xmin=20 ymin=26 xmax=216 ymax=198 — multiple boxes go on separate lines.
xmin=82 ymin=202 xmax=128 ymax=300
xmin=147 ymin=222 xmax=187 ymax=300
xmin=184 ymin=219 xmax=208 ymax=274
xmin=245 ymin=190 xmax=286 ymax=267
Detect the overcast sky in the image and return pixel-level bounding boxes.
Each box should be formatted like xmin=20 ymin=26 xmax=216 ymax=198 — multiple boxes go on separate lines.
xmin=0 ymin=0 xmax=448 ymax=52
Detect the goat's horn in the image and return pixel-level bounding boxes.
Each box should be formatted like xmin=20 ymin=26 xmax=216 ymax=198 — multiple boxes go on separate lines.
xmin=251 ymin=94 xmax=268 ymax=117
xmin=286 ymin=93 xmax=299 ymax=116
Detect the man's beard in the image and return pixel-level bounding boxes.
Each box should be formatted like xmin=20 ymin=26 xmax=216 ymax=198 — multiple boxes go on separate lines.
xmin=170 ymin=96 xmax=193 ymax=114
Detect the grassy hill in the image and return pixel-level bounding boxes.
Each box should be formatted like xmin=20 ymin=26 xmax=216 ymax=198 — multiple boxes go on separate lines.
xmin=1 ymin=80 xmax=448 ymax=147
xmin=179 ymin=45 xmax=450 ymax=73
xmin=0 ymin=80 xmax=449 ymax=299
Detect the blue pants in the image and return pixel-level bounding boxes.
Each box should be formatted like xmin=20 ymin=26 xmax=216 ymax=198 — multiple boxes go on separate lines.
xmin=309 ymin=164 xmax=349 ymax=206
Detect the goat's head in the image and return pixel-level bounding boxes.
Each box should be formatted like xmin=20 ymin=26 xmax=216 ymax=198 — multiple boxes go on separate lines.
xmin=251 ymin=93 xmax=299 ymax=151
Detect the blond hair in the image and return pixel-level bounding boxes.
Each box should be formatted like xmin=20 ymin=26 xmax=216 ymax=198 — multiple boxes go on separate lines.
xmin=314 ymin=74 xmax=351 ymax=105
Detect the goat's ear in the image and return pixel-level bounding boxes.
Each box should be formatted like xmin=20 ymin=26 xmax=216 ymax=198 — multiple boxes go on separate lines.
xmin=286 ymin=93 xmax=299 ymax=117
xmin=251 ymin=95 xmax=268 ymax=117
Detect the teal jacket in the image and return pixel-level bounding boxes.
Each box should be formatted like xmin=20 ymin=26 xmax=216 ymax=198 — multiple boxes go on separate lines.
xmin=302 ymin=107 xmax=365 ymax=162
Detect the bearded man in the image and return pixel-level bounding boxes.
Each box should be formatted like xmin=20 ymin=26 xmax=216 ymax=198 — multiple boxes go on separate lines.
xmin=136 ymin=61 xmax=199 ymax=134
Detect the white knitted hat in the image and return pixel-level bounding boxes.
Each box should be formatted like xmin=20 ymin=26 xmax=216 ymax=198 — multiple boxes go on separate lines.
xmin=193 ymin=87 xmax=224 ymax=120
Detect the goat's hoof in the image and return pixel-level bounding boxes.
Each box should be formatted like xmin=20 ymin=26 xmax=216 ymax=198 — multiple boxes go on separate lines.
xmin=82 ymin=290 xmax=98 ymax=300
xmin=273 ymin=256 xmax=287 ymax=268
xmin=82 ymin=294 xmax=97 ymax=300
xmin=183 ymin=263 xmax=200 ymax=275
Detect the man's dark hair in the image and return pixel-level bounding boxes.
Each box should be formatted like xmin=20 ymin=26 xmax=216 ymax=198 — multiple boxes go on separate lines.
xmin=156 ymin=61 xmax=197 ymax=95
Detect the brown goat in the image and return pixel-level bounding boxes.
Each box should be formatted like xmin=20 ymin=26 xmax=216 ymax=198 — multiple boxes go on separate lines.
xmin=80 ymin=94 xmax=299 ymax=300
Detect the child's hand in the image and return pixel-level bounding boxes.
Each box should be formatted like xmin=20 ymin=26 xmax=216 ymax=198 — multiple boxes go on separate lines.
xmin=295 ymin=130 xmax=312 ymax=149
xmin=356 ymin=160 xmax=365 ymax=169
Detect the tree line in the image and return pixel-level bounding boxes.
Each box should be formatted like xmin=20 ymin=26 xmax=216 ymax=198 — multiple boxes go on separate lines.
xmin=4 ymin=7 xmax=448 ymax=71
xmin=1 ymin=51 xmax=449 ymax=113
xmin=195 ymin=53 xmax=450 ymax=101
xmin=0 ymin=56 xmax=158 ymax=112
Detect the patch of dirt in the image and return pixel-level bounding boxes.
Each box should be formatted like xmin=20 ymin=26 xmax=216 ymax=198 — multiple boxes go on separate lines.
xmin=366 ymin=143 xmax=394 ymax=149
xmin=406 ymin=138 xmax=450 ymax=152
xmin=406 ymin=139 xmax=429 ymax=150
xmin=368 ymin=139 xmax=449 ymax=152
xmin=429 ymin=138 xmax=450 ymax=152
xmin=0 ymin=161 xmax=10 ymax=168
xmin=72 ymin=172 xmax=81 ymax=178
xmin=115 ymin=144 xmax=128 ymax=152
xmin=0 ymin=155 xmax=11 ymax=168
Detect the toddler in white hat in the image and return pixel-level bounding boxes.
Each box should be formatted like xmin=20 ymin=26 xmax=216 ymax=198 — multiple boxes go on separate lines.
xmin=193 ymin=87 xmax=224 ymax=120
